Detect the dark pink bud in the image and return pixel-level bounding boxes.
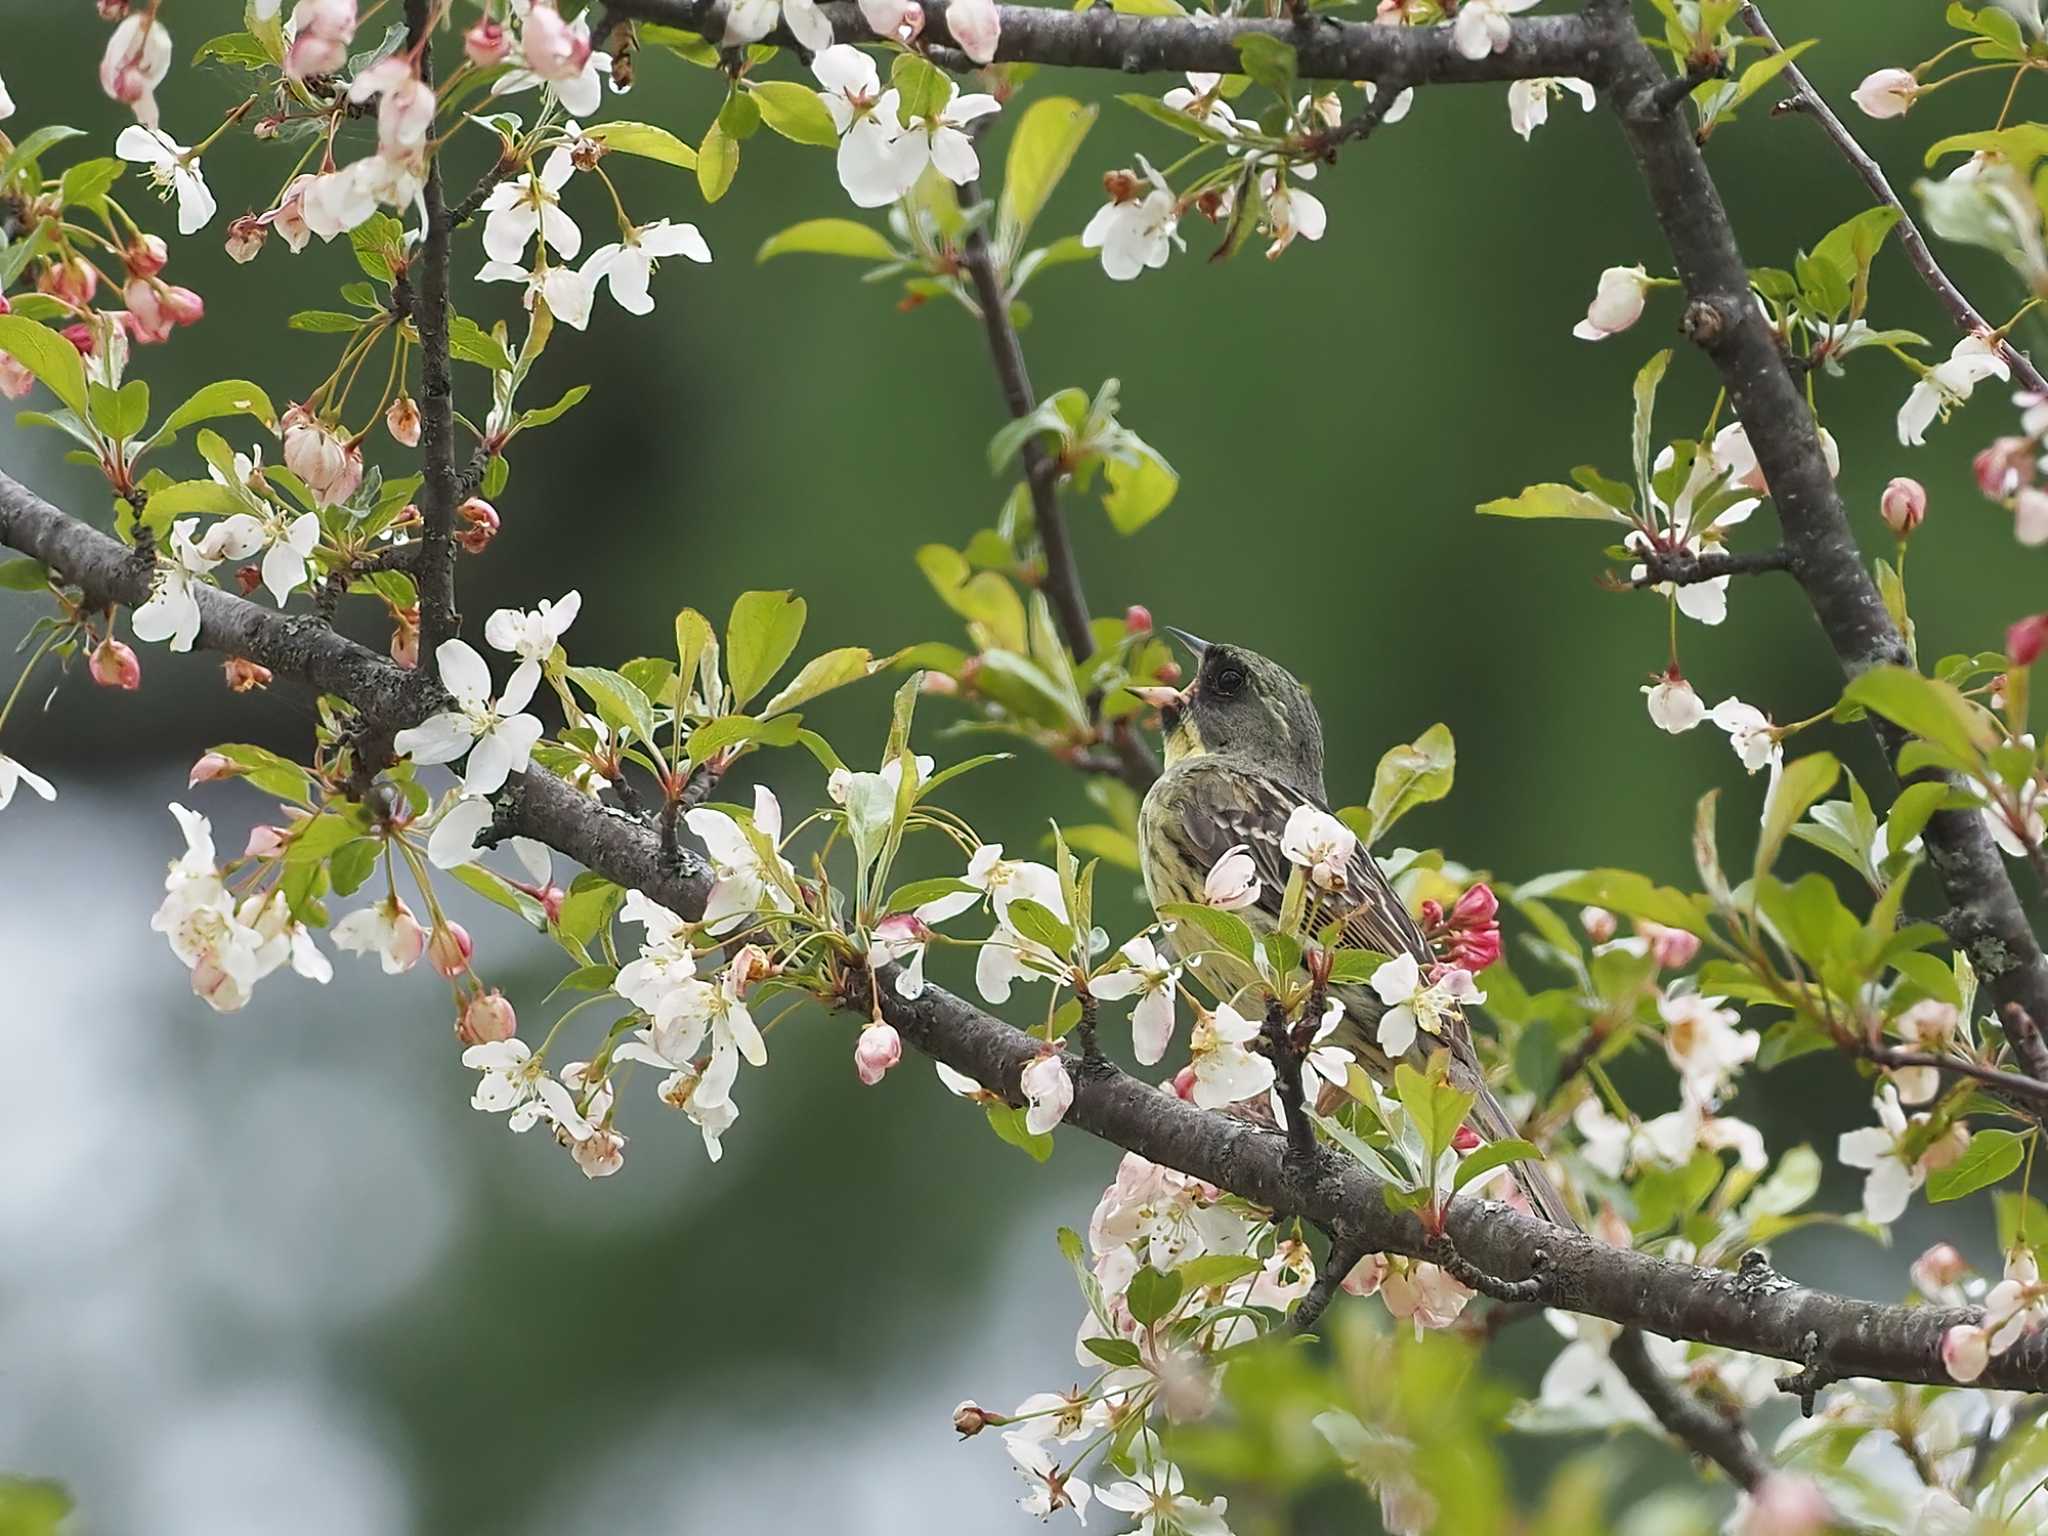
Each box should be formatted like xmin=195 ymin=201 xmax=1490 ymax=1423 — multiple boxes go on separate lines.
xmin=1170 ymin=1065 xmax=1197 ymax=1100
xmin=1645 ymin=923 xmax=1700 ymax=969
xmin=161 ymin=285 xmax=204 ymax=326
xmin=40 ymin=257 xmax=97 ymax=309
xmin=2010 ymin=613 xmax=2048 ymax=667
xmin=464 ymin=17 xmax=510 ymax=65
xmin=537 ymin=884 xmax=565 ymax=926
xmin=1451 ymin=928 xmax=1502 ymax=972
xmin=125 ymin=233 xmax=168 ymax=277
xmin=1419 ymin=898 xmax=1444 ymax=927
xmin=456 ymin=496 xmax=500 ymax=553
xmin=1124 ymin=604 xmax=1153 ymax=634
xmin=1880 ymin=477 xmax=1926 ymax=536
xmin=61 ymin=322 xmax=98 ymax=356
xmin=1451 ymin=1125 xmax=1482 ymax=1154
xmin=188 ymin=752 xmax=237 ymax=787
xmin=1451 ymin=882 xmax=1499 ymax=927
xmin=89 ymin=636 xmax=141 ymax=690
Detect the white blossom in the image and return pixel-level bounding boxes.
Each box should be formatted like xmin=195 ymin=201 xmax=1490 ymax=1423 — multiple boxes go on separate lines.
xmin=1899 ymin=334 xmax=2011 ymax=446
xmin=1021 ymin=1051 xmax=1075 ymax=1134
xmin=1369 ymin=953 xmax=1483 ymax=1059
xmin=1279 ymin=805 xmax=1355 ymax=891
xmin=584 ymin=221 xmax=712 ymax=314
xmin=1081 ymin=157 xmax=1182 ymax=281
xmin=683 ymin=785 xmax=799 ymax=933
xmin=391 ymin=639 xmax=547 ymax=798
xmin=1508 ymin=77 xmax=1596 ymax=139
xmin=0 ymin=751 xmax=55 ymax=810
xmin=1090 ymin=935 xmax=1183 ymax=1065
xmin=132 ymin=519 xmax=221 ymax=652
xmin=1188 ymin=1002 xmax=1275 ymax=1109
xmin=115 ymin=126 xmax=217 ymax=235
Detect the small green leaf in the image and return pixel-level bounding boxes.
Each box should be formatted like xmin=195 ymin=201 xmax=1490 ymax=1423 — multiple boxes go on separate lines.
xmin=1757 ymin=752 xmax=1841 ymax=879
xmin=155 ymin=378 xmax=278 ymax=438
xmin=892 ymin=54 xmax=951 ymax=122
xmin=567 ymin=664 xmax=658 ymax=747
xmin=1125 ymin=1264 xmax=1184 ymax=1326
xmin=0 ymin=557 xmax=50 ymax=592
xmin=760 ymin=646 xmax=877 ymax=715
xmin=585 ymin=119 xmax=699 ymax=168
xmin=697 ymin=120 xmax=739 ymax=202
xmin=757 ymin=218 xmax=898 ymax=263
xmin=1233 ymin=34 xmax=1297 ymax=94
xmin=1101 ymin=445 xmax=1177 ymax=534
xmin=145 ymin=480 xmax=250 ymax=519
xmin=1453 ymin=1137 xmax=1543 ymax=1192
xmin=1001 ymin=96 xmax=1098 ymax=242
xmin=1156 ymin=902 xmax=1257 ymax=967
xmin=1365 ymin=723 xmax=1455 ymax=844
xmin=750 ymin=81 xmax=839 ymax=146
xmin=288 ymin=310 xmax=367 ymax=333
xmin=58 ymin=156 xmax=124 ymax=217
xmin=1928 ymin=1128 xmax=2027 ymax=1202
xmin=1083 ymin=1336 xmax=1144 ymax=1367
xmin=0 ymin=314 xmax=89 ymax=418
xmin=1844 ymin=666 xmax=1995 ymax=766
xmin=725 ymin=589 xmax=807 ymax=707
xmin=515 ymin=384 xmax=588 ymax=432
xmin=1005 ymin=897 xmax=1077 ymax=958
xmin=985 ymin=1102 xmax=1054 ymax=1160
xmin=448 ymin=313 xmax=516 ymax=371
xmin=1176 ymin=1253 xmax=1264 ymax=1289
xmin=1476 ymin=483 xmax=1630 ymax=522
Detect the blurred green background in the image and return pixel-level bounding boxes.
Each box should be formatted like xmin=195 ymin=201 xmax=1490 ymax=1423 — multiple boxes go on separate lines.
xmin=2 ymin=1 xmax=2042 ymax=1530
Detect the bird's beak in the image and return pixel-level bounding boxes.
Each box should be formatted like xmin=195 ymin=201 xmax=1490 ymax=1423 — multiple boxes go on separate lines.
xmin=1163 ymin=626 xmax=1209 ymax=657
xmin=1127 ymin=684 xmax=1189 ymax=711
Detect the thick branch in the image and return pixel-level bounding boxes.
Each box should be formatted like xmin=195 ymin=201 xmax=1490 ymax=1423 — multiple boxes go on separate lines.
xmin=1632 ymin=546 xmax=1791 ymax=587
xmin=1739 ymin=3 xmax=2048 ymax=397
xmin=407 ymin=0 xmax=462 ymax=663
xmin=609 ymin=0 xmax=1609 ymax=85
xmin=1597 ymin=8 xmax=2048 ymax=1059
xmin=5 ymin=465 xmax=2047 ymax=1397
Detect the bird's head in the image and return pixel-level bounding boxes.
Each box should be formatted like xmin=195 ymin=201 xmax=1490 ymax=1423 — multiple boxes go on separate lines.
xmin=1129 ymin=632 xmax=1325 ymax=789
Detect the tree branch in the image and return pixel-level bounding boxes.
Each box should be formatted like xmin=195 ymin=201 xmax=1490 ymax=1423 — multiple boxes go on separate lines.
xmin=1632 ymin=546 xmax=1792 ymax=587
xmin=1612 ymin=1326 xmax=1773 ymax=1491
xmin=5 ymin=462 xmax=2048 ymax=1396
xmin=1738 ymin=3 xmax=2048 ymax=397
xmin=1596 ymin=6 xmax=2048 ymax=1067
xmin=607 ymin=0 xmax=1608 ymax=86
xmin=407 ymin=0 xmax=463 ymax=666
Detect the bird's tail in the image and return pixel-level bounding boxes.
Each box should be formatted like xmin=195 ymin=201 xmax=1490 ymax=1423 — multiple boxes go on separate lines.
xmin=1467 ymin=1079 xmax=1580 ymax=1233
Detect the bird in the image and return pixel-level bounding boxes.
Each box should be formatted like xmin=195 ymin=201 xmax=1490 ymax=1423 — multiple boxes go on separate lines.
xmin=1128 ymin=630 xmax=1576 ymax=1230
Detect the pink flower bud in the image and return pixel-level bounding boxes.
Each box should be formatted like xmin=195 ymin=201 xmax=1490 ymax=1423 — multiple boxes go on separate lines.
xmin=161 ymin=285 xmax=204 ymax=326
xmin=945 ymin=0 xmax=1000 ymax=63
xmin=1880 ymin=477 xmax=1927 ymax=536
xmin=1419 ymin=898 xmax=1444 ymax=927
xmin=1170 ymin=1064 xmax=1197 ymax=1101
xmin=2009 ymin=614 xmax=2048 ymax=667
xmin=1911 ymin=1242 xmax=1969 ymax=1297
xmin=1736 ymin=1474 xmax=1833 ymax=1536
xmin=1451 ymin=882 xmax=1498 ymax=927
xmin=919 ymin=671 xmax=958 ymax=695
xmin=100 ymin=12 xmax=173 ymax=121
xmin=855 ymin=1021 xmax=903 ymax=1085
xmin=385 ymin=395 xmax=421 ymax=447
xmin=729 ymin=943 xmax=776 ymax=994
xmin=860 ymin=0 xmax=925 ymax=41
xmin=1451 ymin=1125 xmax=1481 ymax=1153
xmin=0 ymin=356 xmax=30 ymax=400
xmin=1580 ymin=905 xmax=1616 ymax=944
xmin=457 ymin=988 xmax=518 ymax=1046
xmin=1978 ymin=436 xmax=2033 ymax=499
xmin=285 ymin=0 xmax=359 ymax=81
xmin=40 ymin=257 xmax=98 ymax=310
xmin=1450 ymin=927 xmax=1502 ymax=972
xmin=244 ymin=824 xmax=289 ymax=859
xmin=224 ymin=657 xmax=273 ymax=692
xmin=1851 ymin=67 xmax=1918 ymax=120
xmin=125 ymin=233 xmax=168 ymax=277
xmin=225 ymin=216 xmax=268 ymax=263
xmin=188 ymin=752 xmax=237 ymax=787
xmin=89 ymin=636 xmax=141 ymax=690
xmin=390 ymin=605 xmax=421 ymax=669
xmin=1644 ymin=922 xmax=1700 ymax=969
xmin=1942 ymin=1322 xmax=1991 ymax=1383
xmin=952 ymin=1400 xmax=992 ymax=1438
xmin=522 ymin=1 xmax=592 ymax=80
xmin=61 ymin=322 xmax=97 ymax=357
xmin=0 ymin=295 xmax=8 ymax=315
xmin=282 ymin=414 xmax=363 ymax=508
xmin=456 ymin=496 xmax=501 ymax=553
xmin=465 ymin=17 xmax=510 ymax=66
xmin=97 ymin=0 xmax=126 ymax=19
xmin=1124 ymin=604 xmax=1153 ymax=634
xmin=430 ymin=921 xmax=474 ymax=978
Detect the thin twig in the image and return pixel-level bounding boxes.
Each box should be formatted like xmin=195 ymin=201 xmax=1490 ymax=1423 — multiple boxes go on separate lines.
xmin=1612 ymin=1328 xmax=1775 ymax=1491
xmin=1633 ymin=546 xmax=1792 ymax=587
xmin=1868 ymin=1046 xmax=2048 ymax=1115
xmin=1739 ymin=2 xmax=2048 ymax=395
xmin=407 ymin=0 xmax=463 ymax=665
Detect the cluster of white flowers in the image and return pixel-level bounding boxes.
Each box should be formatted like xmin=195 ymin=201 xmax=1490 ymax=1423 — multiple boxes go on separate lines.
xmin=149 ymin=803 xmax=332 ymax=1012
xmin=812 ymin=46 xmax=1002 ymax=210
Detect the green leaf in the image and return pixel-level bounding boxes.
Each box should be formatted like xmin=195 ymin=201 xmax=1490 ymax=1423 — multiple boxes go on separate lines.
xmin=1101 ymin=446 xmax=1178 ymax=534
xmin=0 ymin=557 xmax=49 ymax=592
xmin=883 ymin=876 xmax=980 ymax=915
xmin=0 ymin=126 xmax=84 ymax=185
xmin=349 ymin=211 xmax=405 ymax=282
xmin=0 ymin=314 xmax=89 ymax=418
xmin=687 ymin=711 xmax=804 ymax=764
xmin=1233 ymin=33 xmax=1297 ymax=94
xmin=155 ymin=378 xmax=278 ymax=438
xmin=1811 ymin=205 xmax=1900 ymax=316
xmin=696 ymin=119 xmax=739 ymax=202
xmin=89 ymin=379 xmax=149 ymax=441
xmin=1125 ymin=1264 xmax=1184 ymax=1326
xmin=760 ymin=646 xmax=877 ymax=715
xmin=757 ymin=218 xmax=898 ymax=263
xmin=1005 ymin=897 xmax=1077 ymax=959
xmin=1453 ymin=1138 xmax=1543 ymax=1192
xmin=329 ymin=837 xmax=379 ymax=896
xmin=58 ymin=157 xmax=124 ymax=217
xmin=1843 ymin=666 xmax=1994 ymax=765
xmin=750 ymin=81 xmax=839 ymax=146
xmin=1887 ymin=780 xmax=1953 ymax=856
xmin=449 ymin=314 xmax=516 ymax=372
xmin=567 ymin=665 xmax=658 ymax=747
xmin=515 ymin=384 xmax=588 ymax=432
xmin=1476 ymin=483 xmax=1629 ymax=522
xmin=892 ymin=54 xmax=951 ymax=122
xmin=1928 ymin=1127 xmax=2027 ymax=1202
xmin=725 ymin=590 xmax=808 ymax=707
xmin=1365 ymin=723 xmax=1455 ymax=844
xmin=585 ymin=119 xmax=699 ymax=168
xmin=675 ymin=606 xmax=717 ymax=705
xmin=1176 ymin=1253 xmax=1263 ymax=1289
xmin=145 ymin=480 xmax=250 ymax=519
xmin=288 ymin=309 xmax=366 ymax=333
xmin=1156 ymin=902 xmax=1258 ymax=967
xmin=985 ymin=1102 xmax=1054 ymax=1160
xmin=1756 ymin=752 xmax=1840 ymax=879
xmin=1394 ymin=1060 xmax=1475 ymax=1171
xmin=1001 ymin=97 xmax=1098 ymax=242
xmin=193 ymin=30 xmax=275 ymax=69
xmin=452 ymin=862 xmax=548 ymax=928
xmin=211 ymin=742 xmax=314 ymax=800
xmin=1518 ymin=868 xmax=1710 ymax=936
xmin=1083 ymin=1336 xmax=1144 ymax=1367
xmin=1632 ymin=350 xmax=1671 ymax=501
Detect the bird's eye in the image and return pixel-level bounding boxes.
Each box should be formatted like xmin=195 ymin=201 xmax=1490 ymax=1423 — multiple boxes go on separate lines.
xmin=1213 ymin=664 xmax=1247 ymax=697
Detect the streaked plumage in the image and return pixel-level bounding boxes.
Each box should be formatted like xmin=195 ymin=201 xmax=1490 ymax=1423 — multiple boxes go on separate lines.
xmin=1135 ymin=636 xmax=1575 ymax=1229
